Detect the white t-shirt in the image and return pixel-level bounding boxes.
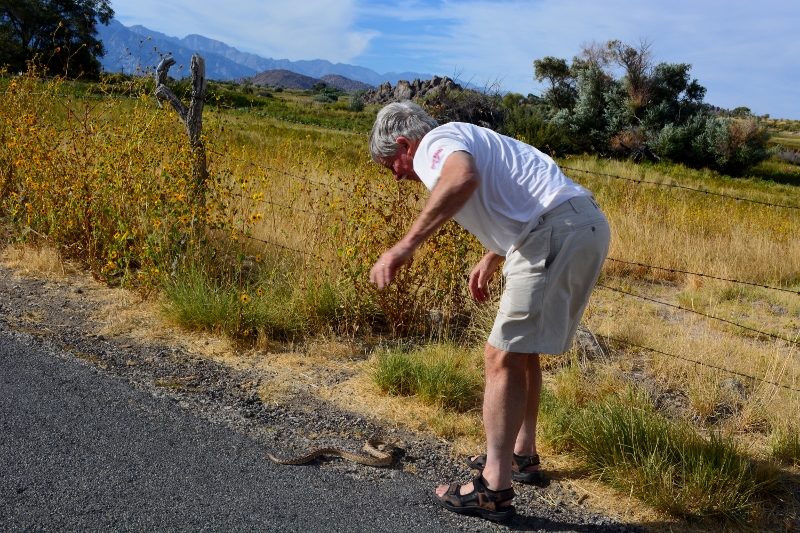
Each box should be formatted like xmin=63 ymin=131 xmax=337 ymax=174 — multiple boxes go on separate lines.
xmin=413 ymin=122 xmax=591 ymax=256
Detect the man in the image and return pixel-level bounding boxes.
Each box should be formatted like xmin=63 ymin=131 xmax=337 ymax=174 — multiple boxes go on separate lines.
xmin=369 ymin=101 xmax=610 ymax=521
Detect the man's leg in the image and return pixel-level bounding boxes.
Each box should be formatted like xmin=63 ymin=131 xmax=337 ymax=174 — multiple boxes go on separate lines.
xmin=436 ymin=343 xmax=529 ymax=498
xmin=513 ymin=353 xmax=542 ymax=464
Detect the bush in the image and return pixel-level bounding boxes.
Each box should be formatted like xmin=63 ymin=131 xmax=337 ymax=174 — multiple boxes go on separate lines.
xmin=349 ymin=90 xmax=366 ymax=112
xmin=313 ymin=94 xmax=337 ymax=104
xmin=421 ymin=88 xmax=505 ymax=130
xmin=499 ymin=104 xmax=569 ymax=153
xmin=652 ymin=115 xmax=770 ymax=174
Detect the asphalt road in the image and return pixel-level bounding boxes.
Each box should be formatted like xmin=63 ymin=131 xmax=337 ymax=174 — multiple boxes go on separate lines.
xmin=1 ymin=330 xmax=475 ymax=532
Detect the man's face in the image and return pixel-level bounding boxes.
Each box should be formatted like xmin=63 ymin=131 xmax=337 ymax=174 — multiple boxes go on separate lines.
xmin=378 ymin=138 xmax=421 ymax=183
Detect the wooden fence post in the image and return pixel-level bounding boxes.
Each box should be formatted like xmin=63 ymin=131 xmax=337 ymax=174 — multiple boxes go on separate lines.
xmin=154 ymin=54 xmax=208 ymax=205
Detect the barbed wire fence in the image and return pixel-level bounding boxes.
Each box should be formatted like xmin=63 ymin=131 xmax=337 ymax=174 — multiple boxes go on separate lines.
xmin=4 ymin=88 xmax=799 ymax=393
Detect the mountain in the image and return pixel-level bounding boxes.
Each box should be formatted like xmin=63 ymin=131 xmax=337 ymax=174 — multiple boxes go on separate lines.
xmin=96 ymin=19 xmax=433 ymax=88
xmin=250 ymin=70 xmax=319 ymax=90
xmin=319 ymin=75 xmax=373 ymax=92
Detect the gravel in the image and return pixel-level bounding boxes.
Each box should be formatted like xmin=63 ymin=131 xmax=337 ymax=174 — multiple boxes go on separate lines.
xmin=0 ymin=264 xmax=644 ymax=532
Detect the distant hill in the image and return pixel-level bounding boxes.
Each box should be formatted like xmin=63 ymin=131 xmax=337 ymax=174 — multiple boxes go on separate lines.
xmin=96 ymin=19 xmax=433 ymax=87
xmin=320 ymin=75 xmax=373 ymax=92
xmin=250 ymin=70 xmax=318 ymax=90
xmin=249 ymin=70 xmax=374 ymax=92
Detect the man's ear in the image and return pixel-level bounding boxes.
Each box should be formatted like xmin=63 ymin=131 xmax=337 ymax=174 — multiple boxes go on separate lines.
xmin=396 ymin=136 xmax=417 ymax=154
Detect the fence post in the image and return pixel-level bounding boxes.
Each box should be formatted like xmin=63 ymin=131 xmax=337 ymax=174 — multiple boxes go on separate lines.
xmin=154 ymin=53 xmax=208 ymax=206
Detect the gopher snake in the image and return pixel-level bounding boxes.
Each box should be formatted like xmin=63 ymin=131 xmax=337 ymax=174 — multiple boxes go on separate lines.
xmin=268 ymin=438 xmax=393 ymax=466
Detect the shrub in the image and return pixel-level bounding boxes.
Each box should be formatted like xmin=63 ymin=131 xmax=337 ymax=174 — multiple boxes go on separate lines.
xmin=421 ymin=88 xmax=505 ymax=130
xmin=349 ymin=90 xmax=366 ymax=112
xmin=499 ymin=104 xmax=569 ymax=154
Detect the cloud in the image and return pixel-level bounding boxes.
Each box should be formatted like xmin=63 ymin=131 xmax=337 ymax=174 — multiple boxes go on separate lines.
xmin=111 ymin=0 xmax=378 ymax=62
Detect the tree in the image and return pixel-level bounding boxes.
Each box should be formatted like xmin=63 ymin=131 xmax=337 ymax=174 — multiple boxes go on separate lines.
xmin=533 ymin=56 xmax=577 ymax=111
xmin=0 ymin=0 xmax=113 ymax=77
xmin=534 ymin=39 xmax=769 ymax=172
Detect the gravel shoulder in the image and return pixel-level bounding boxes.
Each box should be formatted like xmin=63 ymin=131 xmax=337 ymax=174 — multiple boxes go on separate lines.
xmin=0 ymin=261 xmax=648 ymax=532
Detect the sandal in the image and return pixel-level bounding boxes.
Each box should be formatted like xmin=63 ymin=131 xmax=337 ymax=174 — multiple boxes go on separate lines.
xmin=464 ymin=453 xmax=544 ymax=484
xmin=434 ymin=474 xmax=515 ymax=522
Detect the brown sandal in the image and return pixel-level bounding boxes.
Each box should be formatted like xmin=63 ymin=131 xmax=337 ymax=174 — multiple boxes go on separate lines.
xmin=434 ymin=474 xmax=515 ymax=521
xmin=464 ymin=453 xmax=545 ymax=483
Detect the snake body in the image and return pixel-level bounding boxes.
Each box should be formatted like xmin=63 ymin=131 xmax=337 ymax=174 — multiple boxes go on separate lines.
xmin=268 ymin=439 xmax=393 ymax=466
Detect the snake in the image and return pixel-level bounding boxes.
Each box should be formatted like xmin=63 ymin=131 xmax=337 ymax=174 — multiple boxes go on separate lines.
xmin=268 ymin=438 xmax=393 ymax=466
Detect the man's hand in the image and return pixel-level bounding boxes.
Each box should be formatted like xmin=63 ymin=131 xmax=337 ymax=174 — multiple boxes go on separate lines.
xmin=370 ymin=244 xmax=414 ymax=289
xmin=370 ymin=150 xmax=480 ymax=291
xmin=469 ymin=251 xmax=505 ymax=302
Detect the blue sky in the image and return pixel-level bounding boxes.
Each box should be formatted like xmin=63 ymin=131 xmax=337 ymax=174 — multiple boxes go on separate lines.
xmin=110 ymin=0 xmax=800 ymax=120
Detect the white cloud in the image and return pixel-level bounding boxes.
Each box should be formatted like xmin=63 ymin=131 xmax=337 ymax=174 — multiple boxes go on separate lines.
xmin=111 ymin=0 xmax=378 ymax=62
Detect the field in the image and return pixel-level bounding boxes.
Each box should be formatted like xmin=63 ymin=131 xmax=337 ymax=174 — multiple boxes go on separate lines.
xmin=2 ymin=71 xmax=800 ymax=531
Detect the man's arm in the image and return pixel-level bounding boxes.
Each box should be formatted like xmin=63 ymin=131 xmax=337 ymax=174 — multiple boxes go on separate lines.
xmin=370 ymin=151 xmax=479 ymax=289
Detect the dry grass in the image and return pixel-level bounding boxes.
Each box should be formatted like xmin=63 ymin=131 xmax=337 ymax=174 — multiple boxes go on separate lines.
xmin=1 ymin=245 xmax=79 ymax=278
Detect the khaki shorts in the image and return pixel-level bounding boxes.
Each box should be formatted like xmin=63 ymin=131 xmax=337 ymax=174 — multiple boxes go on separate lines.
xmin=488 ymin=196 xmax=610 ymax=354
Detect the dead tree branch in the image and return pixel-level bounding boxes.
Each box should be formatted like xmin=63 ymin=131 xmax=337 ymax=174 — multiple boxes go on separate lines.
xmin=154 ymin=54 xmax=208 ymax=205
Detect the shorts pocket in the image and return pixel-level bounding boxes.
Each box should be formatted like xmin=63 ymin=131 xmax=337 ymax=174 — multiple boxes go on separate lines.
xmin=497 ymin=225 xmax=551 ymax=323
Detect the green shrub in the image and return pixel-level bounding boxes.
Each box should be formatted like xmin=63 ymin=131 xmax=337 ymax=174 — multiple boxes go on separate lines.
xmin=349 ymin=90 xmax=366 ymax=112
xmin=499 ymin=104 xmax=569 ymax=153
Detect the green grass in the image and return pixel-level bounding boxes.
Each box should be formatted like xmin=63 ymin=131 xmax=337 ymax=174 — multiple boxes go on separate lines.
xmin=371 ymin=343 xmax=483 ymax=411
xmin=540 ymin=374 xmax=784 ymax=521
xmin=770 ymin=425 xmax=800 ymax=466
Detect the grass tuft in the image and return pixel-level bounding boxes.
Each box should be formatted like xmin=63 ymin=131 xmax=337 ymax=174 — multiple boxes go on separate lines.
xmin=371 ymin=343 xmax=483 ymax=412
xmin=770 ymin=425 xmax=800 ymax=466
xmin=541 ymin=382 xmax=783 ymax=520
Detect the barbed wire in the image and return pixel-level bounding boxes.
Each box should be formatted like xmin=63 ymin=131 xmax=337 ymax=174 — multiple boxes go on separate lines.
xmin=596 ymin=334 xmax=800 ymax=393
xmin=207 ymin=148 xmax=350 ymax=194
xmin=562 ymin=166 xmax=800 ymax=211
xmin=605 ymin=257 xmax=800 ymax=296
xmin=249 ymin=109 xmax=368 ymax=136
xmin=596 ymin=283 xmax=800 ymax=347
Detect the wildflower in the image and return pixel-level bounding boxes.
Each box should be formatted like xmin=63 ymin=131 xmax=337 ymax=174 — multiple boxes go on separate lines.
xmin=256 ymin=288 xmax=263 ymax=296
xmin=241 ymin=293 xmax=249 ymax=304
xmin=346 ymin=247 xmax=355 ymax=256
xmin=255 ymin=253 xmax=262 ymax=262
xmin=251 ymin=192 xmax=263 ymax=201
xmin=110 ymin=250 xmax=117 ymax=259
xmin=249 ymin=213 xmax=263 ymax=222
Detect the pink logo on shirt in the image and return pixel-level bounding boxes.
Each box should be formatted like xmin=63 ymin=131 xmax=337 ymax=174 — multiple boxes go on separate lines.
xmin=431 ymin=148 xmax=444 ymax=170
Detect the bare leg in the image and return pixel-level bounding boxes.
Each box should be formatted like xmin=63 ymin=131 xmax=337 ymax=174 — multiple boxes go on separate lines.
xmin=436 ymin=343 xmax=528 ymax=500
xmin=513 ymin=353 xmax=542 ymax=468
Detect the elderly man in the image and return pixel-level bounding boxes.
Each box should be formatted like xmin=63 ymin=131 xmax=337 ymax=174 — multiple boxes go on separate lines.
xmin=368 ymin=101 xmax=610 ymax=521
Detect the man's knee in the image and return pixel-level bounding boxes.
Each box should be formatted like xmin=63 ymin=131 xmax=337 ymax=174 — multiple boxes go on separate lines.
xmin=484 ymin=344 xmax=533 ymax=375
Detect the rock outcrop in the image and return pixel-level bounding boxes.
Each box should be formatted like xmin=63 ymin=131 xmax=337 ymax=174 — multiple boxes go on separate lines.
xmin=363 ymin=76 xmax=463 ymax=105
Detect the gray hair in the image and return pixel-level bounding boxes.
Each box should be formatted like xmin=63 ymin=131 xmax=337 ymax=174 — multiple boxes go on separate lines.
xmin=369 ymin=101 xmax=438 ymax=163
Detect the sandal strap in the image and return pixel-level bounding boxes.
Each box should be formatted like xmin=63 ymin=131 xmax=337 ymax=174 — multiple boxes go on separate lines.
xmin=440 ymin=475 xmax=514 ymax=511
xmin=471 ymin=475 xmax=515 ymax=507
xmin=512 ymin=453 xmax=540 ymax=470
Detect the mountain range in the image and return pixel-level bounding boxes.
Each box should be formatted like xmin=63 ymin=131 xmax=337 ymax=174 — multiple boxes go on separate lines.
xmin=96 ymin=19 xmax=433 ymax=88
